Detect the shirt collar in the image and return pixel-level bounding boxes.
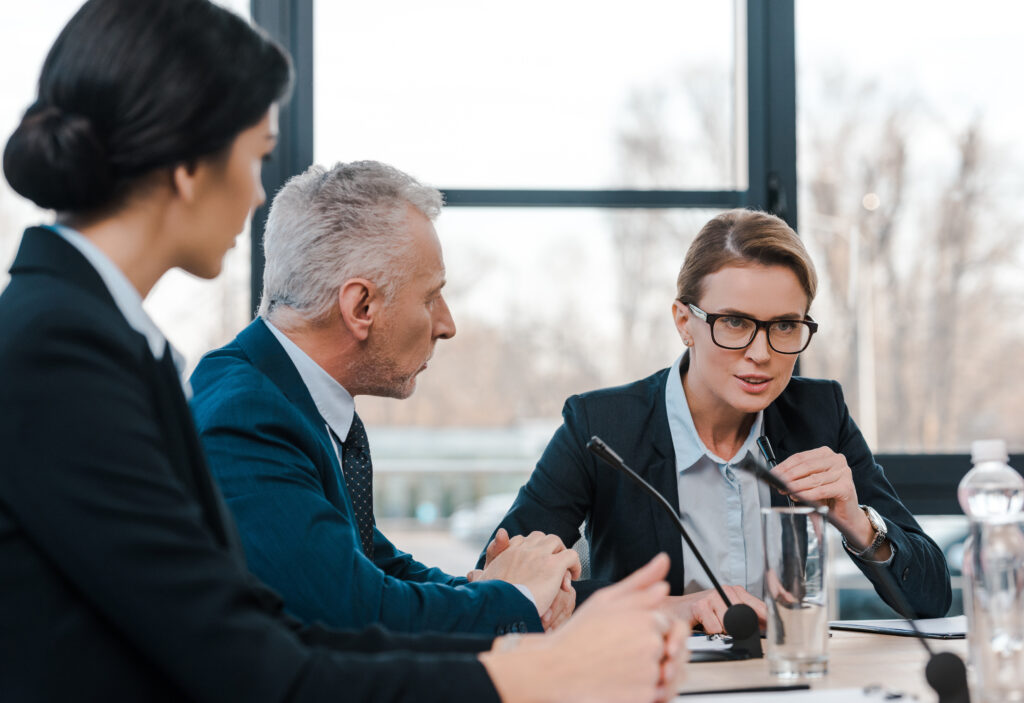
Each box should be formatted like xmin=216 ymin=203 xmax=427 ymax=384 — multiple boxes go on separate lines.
xmin=47 ymin=224 xmax=187 ymax=377
xmin=665 ymin=353 xmax=764 ymax=471
xmin=264 ymin=320 xmax=355 ymax=441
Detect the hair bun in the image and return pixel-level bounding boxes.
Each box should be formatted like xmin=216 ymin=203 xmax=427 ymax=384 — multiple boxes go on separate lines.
xmin=3 ymin=102 xmax=114 ymax=211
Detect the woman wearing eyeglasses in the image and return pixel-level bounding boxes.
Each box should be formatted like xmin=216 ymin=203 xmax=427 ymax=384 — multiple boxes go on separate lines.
xmin=484 ymin=209 xmax=951 ymax=632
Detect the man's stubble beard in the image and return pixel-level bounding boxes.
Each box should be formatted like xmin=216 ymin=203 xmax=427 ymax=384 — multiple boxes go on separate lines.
xmin=351 ymin=331 xmax=418 ymax=400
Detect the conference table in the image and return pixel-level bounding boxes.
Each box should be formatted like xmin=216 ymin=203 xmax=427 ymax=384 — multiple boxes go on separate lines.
xmin=678 ymin=630 xmax=968 ymax=700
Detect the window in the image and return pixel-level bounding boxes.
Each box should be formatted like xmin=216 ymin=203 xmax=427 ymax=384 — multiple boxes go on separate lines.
xmin=796 ymin=0 xmax=1024 ymax=455
xmin=314 ymin=1 xmax=742 ymax=190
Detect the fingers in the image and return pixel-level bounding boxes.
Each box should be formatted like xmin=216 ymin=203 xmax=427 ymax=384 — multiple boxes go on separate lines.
xmin=465 ymin=568 xmax=484 ymax=582
xmin=771 ymin=447 xmax=833 ymax=483
xmin=690 ymin=598 xmax=725 ymax=634
xmin=561 ymin=571 xmax=572 ymax=592
xmin=658 ymin=620 xmax=689 ymax=698
xmin=771 ymin=447 xmax=858 ymax=504
xmin=724 ymin=585 xmax=768 ymax=627
xmin=541 ymin=587 xmax=576 ymax=631
xmin=554 ymin=549 xmax=582 ymax=581
xmin=484 ymin=528 xmax=511 ymax=567
xmin=665 ymin=620 xmax=688 ymax=662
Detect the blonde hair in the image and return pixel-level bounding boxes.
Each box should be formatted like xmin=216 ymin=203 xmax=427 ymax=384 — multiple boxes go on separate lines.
xmin=676 ymin=209 xmax=817 ymax=310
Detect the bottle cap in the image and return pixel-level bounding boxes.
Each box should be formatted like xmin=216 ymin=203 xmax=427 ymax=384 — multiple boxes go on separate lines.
xmin=971 ymin=439 xmax=1009 ymax=464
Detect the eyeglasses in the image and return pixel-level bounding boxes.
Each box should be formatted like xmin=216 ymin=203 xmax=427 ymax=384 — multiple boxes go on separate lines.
xmin=682 ymin=302 xmax=818 ymax=354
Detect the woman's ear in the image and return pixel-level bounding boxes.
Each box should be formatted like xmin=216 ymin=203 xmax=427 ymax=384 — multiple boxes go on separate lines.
xmin=337 ymin=278 xmax=378 ymax=341
xmin=672 ymin=300 xmax=693 ymax=346
xmin=170 ymin=161 xmax=200 ymax=203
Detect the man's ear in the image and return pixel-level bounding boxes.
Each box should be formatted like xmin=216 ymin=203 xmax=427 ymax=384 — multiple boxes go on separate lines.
xmin=338 ymin=278 xmax=378 ymax=341
xmin=170 ymin=161 xmax=201 ymax=204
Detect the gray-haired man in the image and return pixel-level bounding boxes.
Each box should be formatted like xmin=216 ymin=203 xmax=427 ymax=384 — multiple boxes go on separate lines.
xmin=189 ymin=161 xmax=578 ymax=636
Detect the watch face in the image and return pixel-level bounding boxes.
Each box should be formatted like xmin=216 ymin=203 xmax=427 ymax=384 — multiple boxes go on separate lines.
xmin=866 ymin=507 xmax=886 ymax=536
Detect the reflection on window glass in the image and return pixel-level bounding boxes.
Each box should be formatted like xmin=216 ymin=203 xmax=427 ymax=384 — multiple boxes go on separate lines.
xmin=0 ymin=0 xmax=253 ymax=372
xmin=796 ymin=0 xmax=1024 ymax=454
xmin=314 ymin=1 xmax=741 ymax=190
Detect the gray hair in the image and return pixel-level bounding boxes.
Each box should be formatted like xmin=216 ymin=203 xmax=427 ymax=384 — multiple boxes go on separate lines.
xmin=258 ymin=160 xmax=443 ymax=324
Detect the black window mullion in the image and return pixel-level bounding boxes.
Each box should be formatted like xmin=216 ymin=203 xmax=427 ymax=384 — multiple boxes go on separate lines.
xmin=249 ymin=0 xmax=314 ymax=315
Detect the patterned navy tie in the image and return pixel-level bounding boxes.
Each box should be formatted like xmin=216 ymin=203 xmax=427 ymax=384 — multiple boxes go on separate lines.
xmin=341 ymin=413 xmax=375 ymax=559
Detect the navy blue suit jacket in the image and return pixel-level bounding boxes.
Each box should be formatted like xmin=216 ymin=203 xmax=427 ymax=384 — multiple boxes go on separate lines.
xmin=483 ymin=359 xmax=952 ymax=618
xmin=0 ymin=228 xmax=498 ymax=702
xmin=190 ymin=318 xmax=540 ymax=635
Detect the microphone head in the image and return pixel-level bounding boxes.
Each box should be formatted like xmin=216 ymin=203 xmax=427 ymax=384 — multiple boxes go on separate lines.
xmin=925 ymin=651 xmax=969 ymax=700
xmin=723 ymin=603 xmax=759 ymax=641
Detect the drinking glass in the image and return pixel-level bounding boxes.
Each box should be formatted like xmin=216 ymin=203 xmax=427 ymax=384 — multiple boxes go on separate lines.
xmin=762 ymin=505 xmax=829 ymax=678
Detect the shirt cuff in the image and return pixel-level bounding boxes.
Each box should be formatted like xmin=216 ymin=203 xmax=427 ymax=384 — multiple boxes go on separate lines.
xmin=513 ymin=584 xmax=536 ymax=607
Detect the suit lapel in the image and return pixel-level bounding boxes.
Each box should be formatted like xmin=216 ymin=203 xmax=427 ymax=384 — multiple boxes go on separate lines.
xmin=148 ymin=348 xmax=244 ymax=558
xmin=642 ymin=367 xmax=687 ymax=593
xmin=235 ymin=320 xmax=354 ymax=506
xmin=236 ymin=319 xmax=326 ymax=430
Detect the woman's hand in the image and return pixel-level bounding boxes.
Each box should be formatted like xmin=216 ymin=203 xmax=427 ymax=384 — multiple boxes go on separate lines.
xmin=662 ymin=586 xmax=767 ymax=634
xmin=771 ymin=446 xmax=887 ymax=558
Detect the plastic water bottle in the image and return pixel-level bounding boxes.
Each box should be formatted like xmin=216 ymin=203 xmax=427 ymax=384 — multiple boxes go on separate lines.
xmin=958 ymin=439 xmax=1024 ymax=703
xmin=959 ymin=440 xmax=1024 ymax=519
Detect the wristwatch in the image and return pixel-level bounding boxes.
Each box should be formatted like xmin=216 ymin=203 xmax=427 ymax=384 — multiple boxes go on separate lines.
xmin=845 ymin=505 xmax=888 ymax=558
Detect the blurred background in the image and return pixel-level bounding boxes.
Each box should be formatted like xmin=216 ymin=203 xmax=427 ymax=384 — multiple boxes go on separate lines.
xmin=4 ymin=0 xmax=1022 ymax=618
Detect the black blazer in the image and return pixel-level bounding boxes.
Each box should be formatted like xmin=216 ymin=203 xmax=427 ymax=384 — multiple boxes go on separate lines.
xmin=484 ymin=357 xmax=952 ymax=618
xmin=0 ymin=228 xmax=498 ymax=703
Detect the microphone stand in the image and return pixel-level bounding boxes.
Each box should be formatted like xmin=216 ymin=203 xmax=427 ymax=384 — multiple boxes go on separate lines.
xmin=744 ymin=437 xmax=969 ymax=703
xmin=586 ymin=436 xmax=763 ymax=662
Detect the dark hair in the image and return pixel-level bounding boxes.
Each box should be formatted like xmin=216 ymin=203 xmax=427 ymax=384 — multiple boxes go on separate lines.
xmin=3 ymin=0 xmax=292 ymax=212
xmin=677 ymin=209 xmax=818 ymax=310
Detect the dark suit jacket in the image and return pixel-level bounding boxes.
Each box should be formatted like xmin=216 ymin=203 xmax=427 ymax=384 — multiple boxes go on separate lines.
xmin=483 ymin=359 xmax=952 ymax=618
xmin=189 ymin=318 xmax=540 ymax=635
xmin=0 ymin=227 xmax=499 ymax=702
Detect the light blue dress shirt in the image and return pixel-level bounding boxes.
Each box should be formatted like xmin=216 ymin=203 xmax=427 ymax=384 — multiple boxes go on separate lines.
xmin=665 ymin=354 xmax=770 ymax=598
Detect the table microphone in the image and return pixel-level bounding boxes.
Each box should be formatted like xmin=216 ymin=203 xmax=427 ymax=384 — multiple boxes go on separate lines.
xmin=746 ymin=437 xmax=969 ymax=703
xmin=585 ymin=436 xmax=762 ymax=662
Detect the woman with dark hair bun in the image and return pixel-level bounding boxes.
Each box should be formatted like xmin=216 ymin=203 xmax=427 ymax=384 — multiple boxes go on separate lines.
xmin=0 ymin=1 xmax=686 ymax=702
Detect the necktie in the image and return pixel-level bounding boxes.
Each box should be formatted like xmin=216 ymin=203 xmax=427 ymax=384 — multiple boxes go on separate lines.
xmin=341 ymin=413 xmax=375 ymax=559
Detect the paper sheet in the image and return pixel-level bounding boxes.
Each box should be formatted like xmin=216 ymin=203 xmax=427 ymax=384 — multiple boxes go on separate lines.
xmin=677 ymin=686 xmax=917 ymax=701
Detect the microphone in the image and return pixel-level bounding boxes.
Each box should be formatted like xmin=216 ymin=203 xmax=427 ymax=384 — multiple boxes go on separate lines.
xmin=586 ymin=436 xmax=762 ymax=661
xmin=750 ymin=436 xmax=970 ymax=703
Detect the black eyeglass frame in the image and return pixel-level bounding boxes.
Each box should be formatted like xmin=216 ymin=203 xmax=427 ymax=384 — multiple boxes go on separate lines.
xmin=681 ymin=301 xmax=819 ymax=354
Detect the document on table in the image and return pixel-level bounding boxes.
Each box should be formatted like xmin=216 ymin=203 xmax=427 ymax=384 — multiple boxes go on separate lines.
xmin=828 ymin=615 xmax=966 ymax=639
xmin=686 ymin=634 xmax=734 ymax=653
xmin=677 ymin=687 xmax=917 ymax=701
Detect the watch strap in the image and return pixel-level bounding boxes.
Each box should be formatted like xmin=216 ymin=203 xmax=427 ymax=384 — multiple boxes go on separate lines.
xmin=844 ymin=505 xmax=887 ymax=558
